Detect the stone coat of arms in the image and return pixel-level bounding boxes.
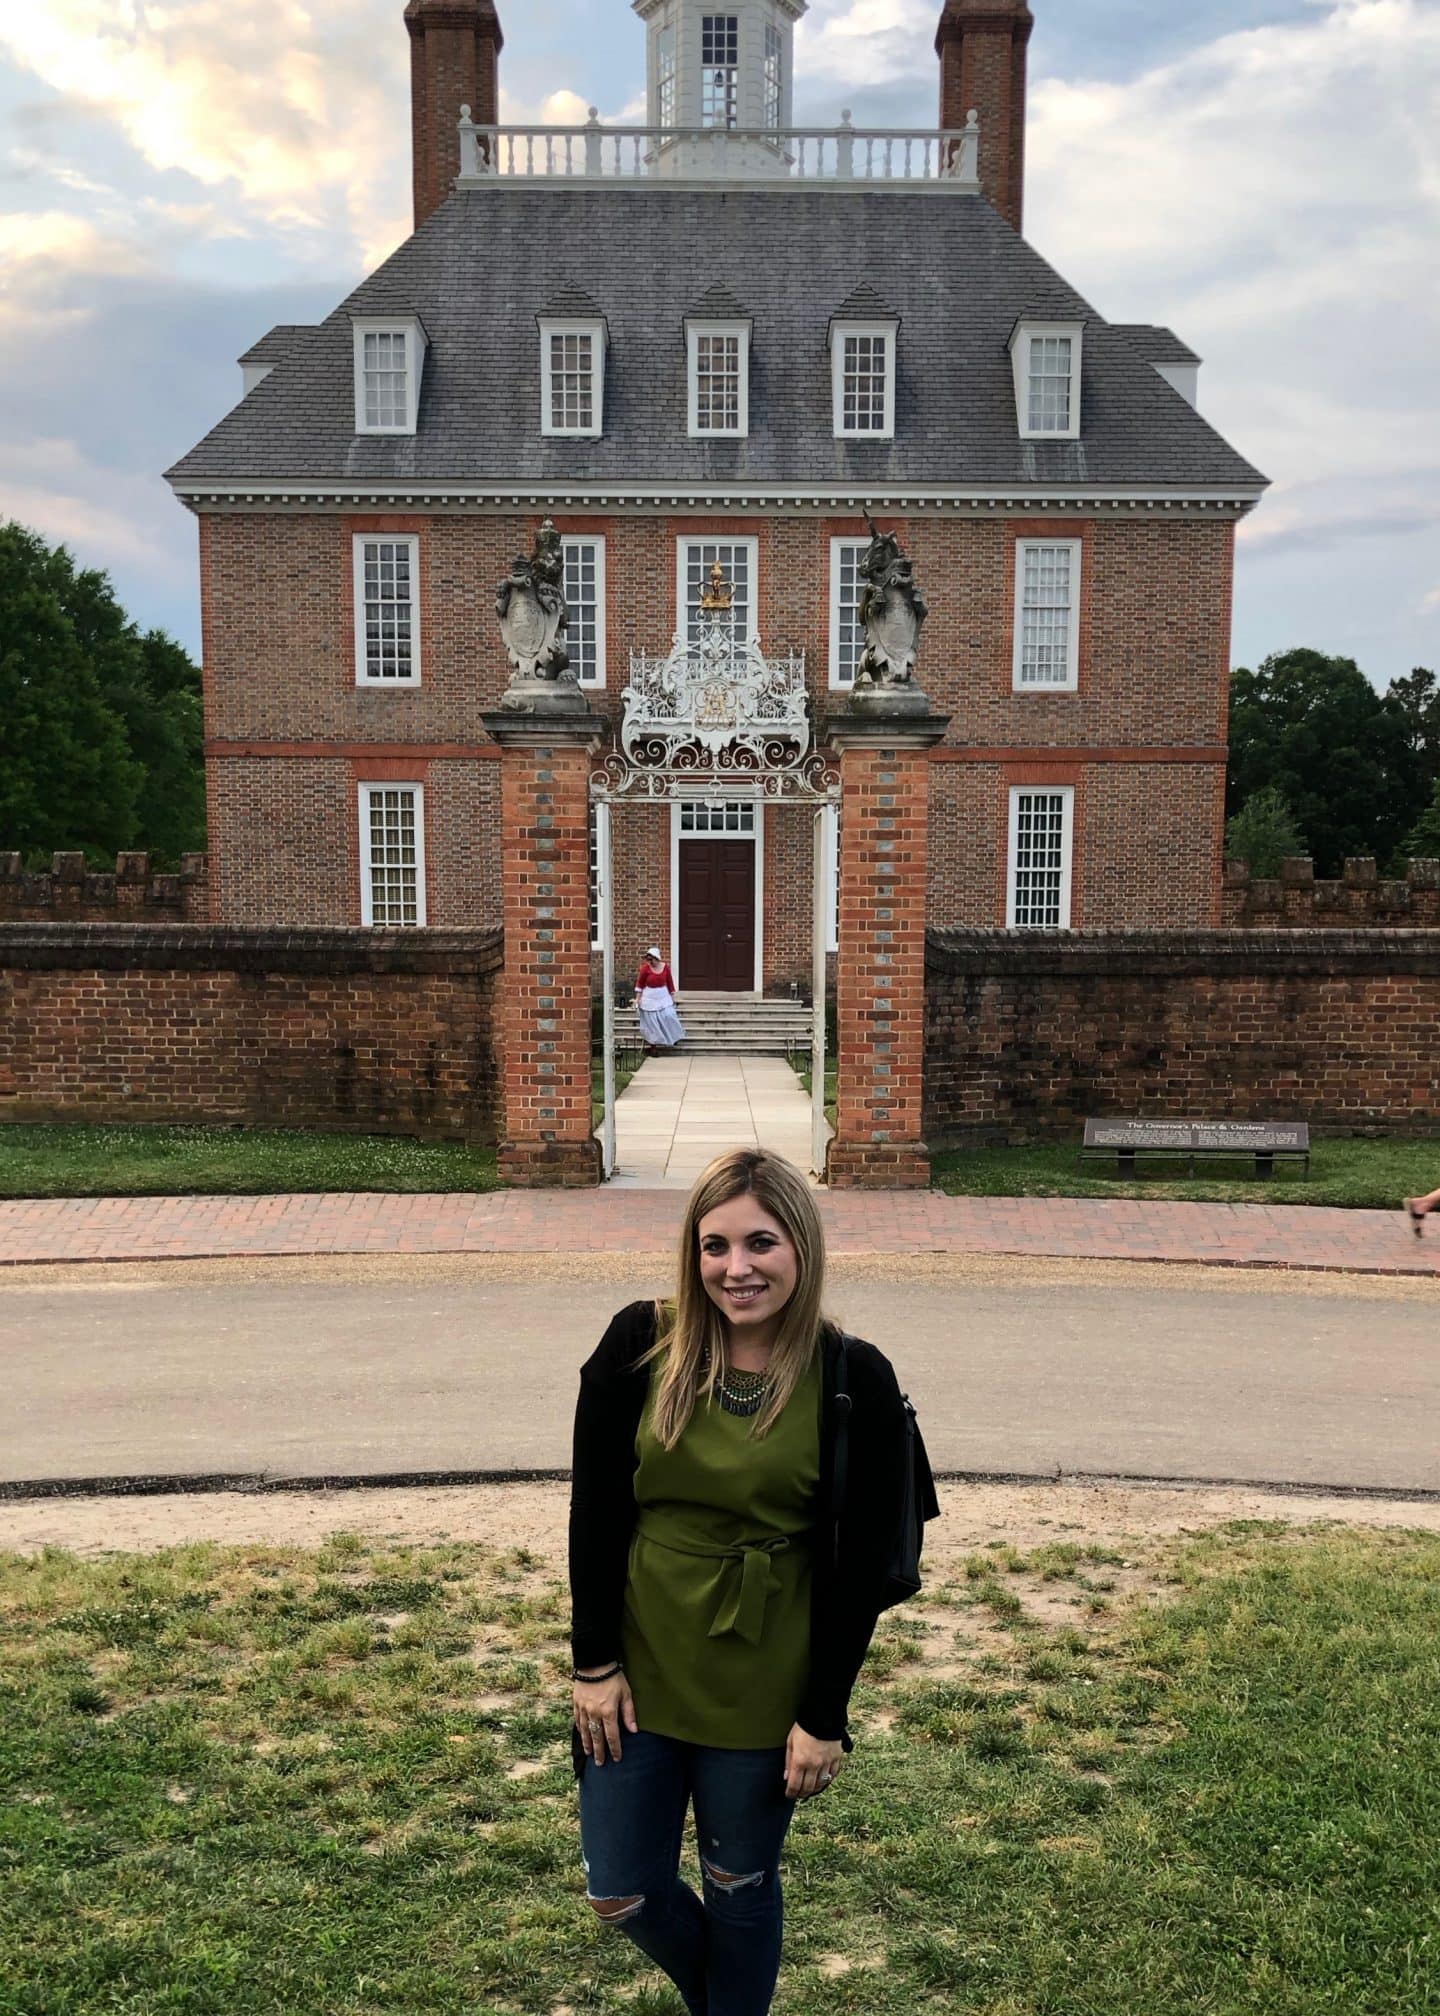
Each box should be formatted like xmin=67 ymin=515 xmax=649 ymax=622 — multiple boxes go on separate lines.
xmin=855 ymin=515 xmax=928 ymax=688
xmin=496 ymin=518 xmax=571 ymax=684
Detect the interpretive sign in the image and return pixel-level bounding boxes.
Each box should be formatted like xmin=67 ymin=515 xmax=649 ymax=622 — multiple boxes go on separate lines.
xmin=1082 ymin=1119 xmax=1310 ymax=1178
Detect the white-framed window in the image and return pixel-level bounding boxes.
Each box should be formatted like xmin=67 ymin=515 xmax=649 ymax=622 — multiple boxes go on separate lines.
xmin=764 ymin=22 xmax=783 ymax=129
xmin=352 ymin=535 xmax=420 ymax=686
xmin=830 ymin=321 xmax=896 ymax=439
xmin=687 ymin=321 xmax=749 ymax=437
xmin=360 ymin=783 xmax=426 ymax=927
xmin=352 ymin=317 xmax=426 ymax=435
xmin=679 ymin=800 xmax=756 ymax=834
xmin=562 ymin=536 xmax=606 ymax=687
xmin=539 ymin=318 xmax=605 ymax=437
xmin=678 ymin=537 xmax=758 ymax=646
xmin=1009 ymin=320 xmax=1084 ymax=441
xmin=1007 ymin=786 xmax=1073 ymax=930
xmin=1013 ymin=539 xmax=1081 ymax=692
xmin=828 ymin=536 xmax=867 ymax=689
xmin=701 ymin=14 xmax=739 ymax=128
xmin=590 ymin=800 xmax=609 ymax=952
xmin=657 ymin=25 xmax=677 ymax=126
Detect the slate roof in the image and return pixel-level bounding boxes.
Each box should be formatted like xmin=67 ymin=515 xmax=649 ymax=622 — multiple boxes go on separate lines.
xmin=236 ymin=324 xmax=317 ymax=368
xmin=685 ymin=282 xmax=750 ymax=322
xmin=172 ymin=187 xmax=1264 ymax=493
xmin=1112 ymin=323 xmax=1201 ymax=367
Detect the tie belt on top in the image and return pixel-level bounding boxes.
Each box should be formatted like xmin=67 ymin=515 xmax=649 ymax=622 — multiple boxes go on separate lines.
xmin=636 ymin=1515 xmax=798 ymax=1645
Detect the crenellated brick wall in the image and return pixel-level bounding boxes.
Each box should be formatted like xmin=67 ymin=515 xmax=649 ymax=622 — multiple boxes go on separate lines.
xmin=1223 ymin=857 xmax=1440 ymax=928
xmin=924 ymin=928 xmax=1440 ymax=1143
xmin=0 ymin=852 xmax=211 ymax=923
xmin=0 ymin=925 xmax=501 ymax=1141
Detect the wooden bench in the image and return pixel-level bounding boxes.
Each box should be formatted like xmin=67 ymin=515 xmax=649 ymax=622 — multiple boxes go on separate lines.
xmin=1082 ymin=1119 xmax=1311 ymax=1180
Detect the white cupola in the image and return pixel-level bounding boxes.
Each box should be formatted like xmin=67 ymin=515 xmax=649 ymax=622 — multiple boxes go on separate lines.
xmin=634 ymin=0 xmax=807 ymax=174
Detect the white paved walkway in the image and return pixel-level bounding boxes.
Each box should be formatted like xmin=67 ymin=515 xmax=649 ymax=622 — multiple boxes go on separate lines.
xmin=605 ymin=1054 xmax=825 ymax=1188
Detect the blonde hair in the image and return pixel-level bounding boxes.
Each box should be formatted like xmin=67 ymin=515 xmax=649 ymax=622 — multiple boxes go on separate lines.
xmin=640 ymin=1149 xmax=827 ymax=1449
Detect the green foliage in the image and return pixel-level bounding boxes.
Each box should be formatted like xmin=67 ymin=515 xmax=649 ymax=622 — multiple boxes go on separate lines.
xmin=1227 ymin=649 xmax=1424 ymax=876
xmin=1224 ymin=784 xmax=1304 ymax=875
xmin=1399 ymin=777 xmax=1440 ymax=866
xmin=0 ymin=520 xmax=204 ymax=865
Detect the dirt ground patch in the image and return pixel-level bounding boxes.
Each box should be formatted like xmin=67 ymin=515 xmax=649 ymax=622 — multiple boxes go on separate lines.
xmin=3 ymin=1476 xmax=1437 ymax=1562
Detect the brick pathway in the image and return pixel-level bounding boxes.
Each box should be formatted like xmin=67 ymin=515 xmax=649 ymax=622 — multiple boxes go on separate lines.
xmin=1 ymin=1189 xmax=1436 ymax=1275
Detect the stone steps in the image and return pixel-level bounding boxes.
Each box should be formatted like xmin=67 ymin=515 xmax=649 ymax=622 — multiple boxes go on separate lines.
xmin=616 ymin=991 xmax=814 ymax=1055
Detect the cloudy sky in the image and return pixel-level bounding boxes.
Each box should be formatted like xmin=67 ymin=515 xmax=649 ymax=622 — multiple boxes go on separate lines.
xmin=1 ymin=0 xmax=1436 ymax=685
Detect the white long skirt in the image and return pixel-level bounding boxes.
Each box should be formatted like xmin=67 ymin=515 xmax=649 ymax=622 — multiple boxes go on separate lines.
xmin=637 ymin=986 xmax=686 ymax=1048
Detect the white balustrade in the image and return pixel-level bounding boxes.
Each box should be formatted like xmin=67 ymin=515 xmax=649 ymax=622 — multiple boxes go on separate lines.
xmin=456 ymin=106 xmax=980 ymax=189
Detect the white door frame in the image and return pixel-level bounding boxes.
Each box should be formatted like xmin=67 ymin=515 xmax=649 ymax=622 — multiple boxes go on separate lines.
xmin=669 ymin=799 xmax=764 ymax=995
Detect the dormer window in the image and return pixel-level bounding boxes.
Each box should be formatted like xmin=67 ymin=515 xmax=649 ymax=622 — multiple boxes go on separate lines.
xmin=1010 ymin=318 xmax=1084 ymax=440
xmin=830 ymin=319 xmax=897 ymax=439
xmin=352 ymin=316 xmax=426 ymax=435
xmin=539 ymin=317 xmax=606 ymax=437
xmin=688 ymin=320 xmax=749 ymax=437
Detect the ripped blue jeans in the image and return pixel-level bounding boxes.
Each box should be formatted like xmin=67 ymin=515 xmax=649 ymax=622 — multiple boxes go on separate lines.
xmin=578 ymin=1729 xmax=796 ymax=2016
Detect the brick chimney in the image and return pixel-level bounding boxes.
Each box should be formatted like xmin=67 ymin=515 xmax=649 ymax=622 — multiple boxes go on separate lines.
xmin=405 ymin=0 xmax=503 ymax=230
xmin=936 ymin=0 xmax=1033 ymax=233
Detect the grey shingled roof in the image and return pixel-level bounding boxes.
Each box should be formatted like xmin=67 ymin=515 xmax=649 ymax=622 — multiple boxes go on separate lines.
xmin=236 ymin=324 xmax=317 ymax=367
xmin=536 ymin=281 xmax=606 ymax=320
xmin=172 ymin=188 xmax=1264 ymax=491
xmin=686 ymin=282 xmax=750 ymax=321
xmin=1112 ymin=323 xmax=1201 ymax=367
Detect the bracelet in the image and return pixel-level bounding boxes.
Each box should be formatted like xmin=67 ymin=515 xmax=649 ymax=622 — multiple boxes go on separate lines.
xmin=573 ymin=1660 xmax=624 ymax=1683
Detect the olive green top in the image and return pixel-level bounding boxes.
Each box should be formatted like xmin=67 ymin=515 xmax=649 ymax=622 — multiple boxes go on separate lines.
xmin=621 ymin=1351 xmax=822 ymax=1749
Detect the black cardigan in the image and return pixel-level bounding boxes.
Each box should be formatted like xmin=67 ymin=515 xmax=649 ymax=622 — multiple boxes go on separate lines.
xmin=568 ymin=1301 xmax=909 ymax=1748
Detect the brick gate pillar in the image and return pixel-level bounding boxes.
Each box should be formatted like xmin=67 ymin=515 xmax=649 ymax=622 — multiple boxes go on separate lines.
xmin=825 ymin=699 xmax=950 ymax=1190
xmin=483 ymin=698 xmax=604 ymax=1188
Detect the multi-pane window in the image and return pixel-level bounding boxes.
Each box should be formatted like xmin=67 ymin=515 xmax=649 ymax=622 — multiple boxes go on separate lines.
xmin=680 ymin=801 xmax=755 ymax=834
xmin=701 ymin=15 xmax=739 ymax=127
xmin=362 ymin=330 xmax=408 ymax=430
xmin=829 ymin=538 xmax=867 ymax=688
xmin=764 ymin=23 xmax=783 ymax=129
xmin=691 ymin=328 xmax=745 ymax=434
xmin=681 ymin=539 xmax=754 ymax=645
xmin=547 ymin=328 xmax=595 ymax=432
xmin=562 ymin=536 xmax=605 ymax=687
xmin=1008 ymin=788 xmax=1073 ymax=930
xmin=1014 ymin=540 xmax=1080 ymax=690
xmin=354 ymin=535 xmax=420 ymax=684
xmin=1027 ymin=335 xmax=1074 ymax=432
xmin=833 ymin=327 xmax=894 ymax=436
xmin=657 ymin=27 xmax=677 ymax=126
xmin=361 ymin=785 xmax=426 ymax=928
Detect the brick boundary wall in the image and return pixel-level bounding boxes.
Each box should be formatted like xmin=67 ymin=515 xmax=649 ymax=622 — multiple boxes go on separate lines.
xmin=1223 ymin=857 xmax=1440 ymax=928
xmin=0 ymin=925 xmax=501 ymax=1142
xmin=0 ymin=853 xmax=211 ymax=923
xmin=924 ymin=928 xmax=1440 ymax=1143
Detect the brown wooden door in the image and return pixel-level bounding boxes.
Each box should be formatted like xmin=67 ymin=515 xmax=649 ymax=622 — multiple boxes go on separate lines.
xmin=678 ymin=840 xmax=755 ymax=990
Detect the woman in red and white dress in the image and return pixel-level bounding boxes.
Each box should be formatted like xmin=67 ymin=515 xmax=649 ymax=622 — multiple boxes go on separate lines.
xmin=636 ymin=945 xmax=686 ymax=1054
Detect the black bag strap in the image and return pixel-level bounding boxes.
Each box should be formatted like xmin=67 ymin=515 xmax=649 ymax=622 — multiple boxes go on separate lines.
xmin=832 ymin=1329 xmax=853 ymax=1569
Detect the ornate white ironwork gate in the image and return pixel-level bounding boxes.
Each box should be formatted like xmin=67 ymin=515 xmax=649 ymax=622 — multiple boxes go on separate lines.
xmin=591 ymin=577 xmax=838 ymax=1180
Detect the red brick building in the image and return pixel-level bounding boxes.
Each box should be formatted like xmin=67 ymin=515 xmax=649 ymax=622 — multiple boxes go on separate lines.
xmin=167 ymin=0 xmax=1266 ymax=1183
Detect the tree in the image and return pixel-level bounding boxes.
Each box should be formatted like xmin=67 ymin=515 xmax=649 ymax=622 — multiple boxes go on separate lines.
xmin=1227 ymin=649 xmax=1424 ymax=876
xmin=0 ymin=522 xmax=205 ymax=865
xmin=1382 ymin=665 xmax=1440 ymax=796
xmin=1225 ymin=786 xmax=1304 ymax=876
xmin=1400 ymin=779 xmax=1440 ymax=865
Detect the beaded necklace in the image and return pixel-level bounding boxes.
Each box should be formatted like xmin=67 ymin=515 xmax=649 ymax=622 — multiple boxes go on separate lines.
xmin=703 ymin=1345 xmax=773 ymax=1418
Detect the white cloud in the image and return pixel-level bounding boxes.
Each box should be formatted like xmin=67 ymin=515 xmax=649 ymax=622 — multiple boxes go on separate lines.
xmin=1 ymin=434 xmax=185 ymax=578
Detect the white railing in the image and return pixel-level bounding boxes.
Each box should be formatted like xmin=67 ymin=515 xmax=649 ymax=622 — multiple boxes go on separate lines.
xmin=456 ymin=107 xmax=980 ymax=189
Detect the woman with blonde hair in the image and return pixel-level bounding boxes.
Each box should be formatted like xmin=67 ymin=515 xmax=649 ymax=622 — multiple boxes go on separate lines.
xmin=568 ymin=1148 xmax=915 ymax=2016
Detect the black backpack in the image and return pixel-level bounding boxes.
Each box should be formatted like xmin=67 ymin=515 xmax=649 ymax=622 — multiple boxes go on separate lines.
xmin=832 ymin=1333 xmax=940 ymax=1609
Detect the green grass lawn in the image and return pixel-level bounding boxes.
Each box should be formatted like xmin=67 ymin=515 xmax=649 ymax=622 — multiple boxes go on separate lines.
xmin=2 ymin=1521 xmax=1437 ymax=2013
xmin=590 ymin=1058 xmax=638 ymax=1131
xmin=933 ymin=1136 xmax=1440 ymax=1210
xmin=0 ymin=1125 xmax=501 ymax=1201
